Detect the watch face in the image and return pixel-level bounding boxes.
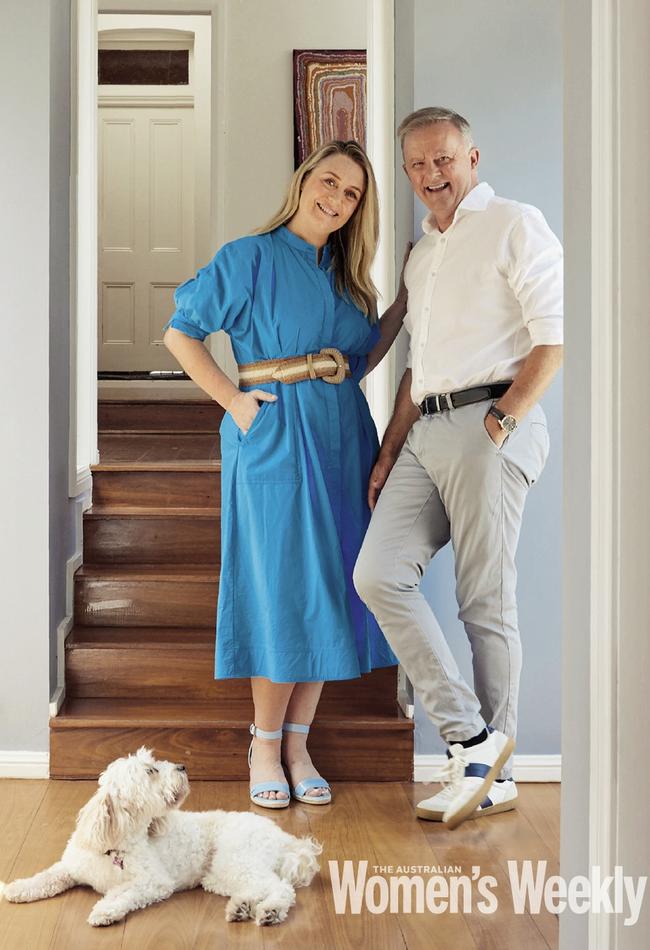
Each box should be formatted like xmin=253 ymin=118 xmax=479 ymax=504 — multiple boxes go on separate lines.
xmin=502 ymin=414 xmax=517 ymax=433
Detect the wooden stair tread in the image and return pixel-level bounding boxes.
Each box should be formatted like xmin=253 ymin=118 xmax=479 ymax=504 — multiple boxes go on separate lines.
xmin=99 ymin=398 xmax=216 ymax=406
xmin=52 ymin=697 xmax=412 ymax=730
xmin=91 ymin=460 xmax=221 ymax=472
xmin=76 ymin=563 xmax=219 ymax=580
xmin=85 ymin=505 xmax=220 ymax=518
xmin=100 ymin=429 xmax=217 ymax=435
xmin=66 ymin=626 xmax=212 ymax=648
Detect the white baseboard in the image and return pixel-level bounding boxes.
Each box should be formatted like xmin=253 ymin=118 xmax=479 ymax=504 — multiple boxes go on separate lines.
xmin=0 ymin=752 xmax=49 ymax=779
xmin=414 ymin=753 xmax=561 ymax=783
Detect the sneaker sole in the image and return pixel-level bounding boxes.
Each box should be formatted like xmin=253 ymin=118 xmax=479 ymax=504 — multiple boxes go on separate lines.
xmin=443 ymin=736 xmax=516 ymax=830
xmin=416 ymin=795 xmax=517 ymax=822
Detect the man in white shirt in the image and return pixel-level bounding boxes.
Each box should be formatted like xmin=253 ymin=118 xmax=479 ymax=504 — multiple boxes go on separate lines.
xmin=354 ymin=107 xmax=563 ymax=830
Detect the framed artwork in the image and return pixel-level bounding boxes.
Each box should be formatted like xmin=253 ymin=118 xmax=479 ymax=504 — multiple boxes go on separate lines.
xmin=293 ymin=49 xmax=367 ymax=168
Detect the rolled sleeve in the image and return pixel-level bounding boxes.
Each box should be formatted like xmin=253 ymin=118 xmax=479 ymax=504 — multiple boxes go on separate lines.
xmin=505 ymin=210 xmax=564 ymax=346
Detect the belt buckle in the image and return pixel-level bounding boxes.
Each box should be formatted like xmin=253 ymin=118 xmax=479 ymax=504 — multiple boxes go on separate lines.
xmin=320 ymin=347 xmax=346 ymax=385
xmin=430 ymin=392 xmax=453 ymax=413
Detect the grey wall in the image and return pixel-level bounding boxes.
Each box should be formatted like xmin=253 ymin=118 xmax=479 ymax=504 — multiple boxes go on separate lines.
xmin=49 ymin=0 xmax=77 ymax=700
xmin=406 ymin=0 xmax=563 ymax=756
xmin=0 ymin=0 xmax=69 ymax=753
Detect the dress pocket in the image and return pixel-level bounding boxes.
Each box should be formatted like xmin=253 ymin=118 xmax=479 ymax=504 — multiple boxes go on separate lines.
xmin=235 ymin=398 xmax=301 ymax=484
xmin=238 ymin=400 xmax=270 ymax=443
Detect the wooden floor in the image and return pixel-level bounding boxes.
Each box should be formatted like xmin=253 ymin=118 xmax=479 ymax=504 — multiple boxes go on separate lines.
xmin=0 ymin=779 xmax=560 ymax=949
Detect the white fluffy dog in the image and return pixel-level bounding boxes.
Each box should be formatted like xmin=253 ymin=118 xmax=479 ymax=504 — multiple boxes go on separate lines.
xmin=2 ymin=747 xmax=322 ymax=927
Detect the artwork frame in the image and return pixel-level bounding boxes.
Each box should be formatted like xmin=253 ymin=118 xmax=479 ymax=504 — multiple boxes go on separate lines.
xmin=293 ymin=49 xmax=367 ymax=168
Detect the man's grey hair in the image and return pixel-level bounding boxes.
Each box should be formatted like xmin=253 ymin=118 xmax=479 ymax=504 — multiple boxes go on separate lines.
xmin=397 ymin=107 xmax=474 ymax=151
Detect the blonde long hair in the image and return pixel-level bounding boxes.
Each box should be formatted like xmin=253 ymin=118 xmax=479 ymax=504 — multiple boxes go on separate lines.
xmin=255 ymin=141 xmax=379 ymax=320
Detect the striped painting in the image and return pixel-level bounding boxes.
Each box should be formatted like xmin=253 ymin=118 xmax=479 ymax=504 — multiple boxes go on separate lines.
xmin=293 ymin=49 xmax=367 ymax=168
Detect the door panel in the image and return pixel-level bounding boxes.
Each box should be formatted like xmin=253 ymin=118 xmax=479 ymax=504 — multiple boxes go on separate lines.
xmin=99 ymin=107 xmax=195 ymax=370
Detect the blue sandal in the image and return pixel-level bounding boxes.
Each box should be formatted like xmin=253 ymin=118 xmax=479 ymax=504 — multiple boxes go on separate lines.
xmin=248 ymin=724 xmax=290 ymax=809
xmin=282 ymin=722 xmax=332 ymax=805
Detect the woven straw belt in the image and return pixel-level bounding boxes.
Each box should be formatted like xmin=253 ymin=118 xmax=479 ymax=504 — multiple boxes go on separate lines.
xmin=238 ymin=347 xmax=351 ymax=386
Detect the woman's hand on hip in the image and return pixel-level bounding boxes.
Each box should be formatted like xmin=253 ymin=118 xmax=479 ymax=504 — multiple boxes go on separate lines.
xmin=227 ymin=389 xmax=278 ymax=434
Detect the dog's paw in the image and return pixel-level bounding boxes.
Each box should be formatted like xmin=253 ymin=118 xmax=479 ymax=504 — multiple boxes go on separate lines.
xmin=88 ymin=907 xmax=119 ymax=927
xmin=255 ymin=904 xmax=287 ymax=926
xmin=225 ymin=897 xmax=254 ymax=922
xmin=2 ymin=881 xmax=27 ymax=903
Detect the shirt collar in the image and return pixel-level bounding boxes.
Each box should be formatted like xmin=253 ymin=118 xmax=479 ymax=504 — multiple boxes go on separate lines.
xmin=421 ymin=181 xmax=495 ymax=234
xmin=275 ymin=224 xmax=332 ymax=267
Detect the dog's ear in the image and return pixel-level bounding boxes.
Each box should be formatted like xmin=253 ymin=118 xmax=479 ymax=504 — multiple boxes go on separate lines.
xmin=75 ymin=787 xmax=119 ymax=852
xmin=148 ymin=816 xmax=169 ymax=838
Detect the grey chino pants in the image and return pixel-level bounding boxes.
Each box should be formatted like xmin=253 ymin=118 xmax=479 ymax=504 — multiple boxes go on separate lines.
xmin=354 ymin=399 xmax=550 ymax=778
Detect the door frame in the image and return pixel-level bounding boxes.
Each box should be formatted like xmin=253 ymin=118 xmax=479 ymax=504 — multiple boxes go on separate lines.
xmin=69 ymin=8 xmax=642 ymax=946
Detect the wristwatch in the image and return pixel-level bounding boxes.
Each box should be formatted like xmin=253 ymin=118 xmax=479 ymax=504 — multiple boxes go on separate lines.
xmin=487 ymin=405 xmax=518 ymax=434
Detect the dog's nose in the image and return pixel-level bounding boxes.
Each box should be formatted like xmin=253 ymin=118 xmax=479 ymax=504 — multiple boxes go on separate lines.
xmin=177 ymin=764 xmax=186 ymax=772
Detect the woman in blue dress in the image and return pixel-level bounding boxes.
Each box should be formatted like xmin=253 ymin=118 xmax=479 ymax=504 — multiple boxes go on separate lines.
xmin=163 ymin=140 xmax=408 ymax=808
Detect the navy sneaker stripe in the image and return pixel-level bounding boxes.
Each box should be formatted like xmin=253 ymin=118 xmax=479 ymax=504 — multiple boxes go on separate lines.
xmin=479 ymin=796 xmax=493 ymax=809
xmin=464 ymin=762 xmax=491 ymax=779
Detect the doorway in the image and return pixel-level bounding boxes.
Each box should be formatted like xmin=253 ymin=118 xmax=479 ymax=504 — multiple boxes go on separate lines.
xmin=97 ymin=14 xmax=212 ymax=392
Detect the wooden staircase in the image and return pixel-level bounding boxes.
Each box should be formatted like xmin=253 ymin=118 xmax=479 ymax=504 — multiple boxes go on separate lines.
xmin=50 ymin=398 xmax=414 ymax=780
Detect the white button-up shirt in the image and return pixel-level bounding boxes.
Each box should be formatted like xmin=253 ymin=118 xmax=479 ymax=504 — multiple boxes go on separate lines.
xmin=404 ymin=181 xmax=563 ymax=405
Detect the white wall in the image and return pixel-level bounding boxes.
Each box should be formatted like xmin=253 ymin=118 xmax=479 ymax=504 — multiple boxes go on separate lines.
xmin=405 ymin=0 xmax=563 ymax=757
xmin=216 ymin=0 xmax=366 ymax=241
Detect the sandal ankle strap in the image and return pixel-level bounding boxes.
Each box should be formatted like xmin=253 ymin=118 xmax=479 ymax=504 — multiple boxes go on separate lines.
xmin=282 ymin=721 xmax=310 ymax=734
xmin=248 ymin=723 xmax=284 ymax=768
xmin=249 ymin=723 xmax=284 ymax=741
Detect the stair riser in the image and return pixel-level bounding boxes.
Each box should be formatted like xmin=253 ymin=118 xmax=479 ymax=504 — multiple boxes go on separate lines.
xmin=84 ymin=516 xmax=220 ymax=564
xmin=50 ymin=724 xmax=413 ymax=781
xmin=92 ymin=471 xmax=221 ymax=508
xmin=99 ymin=403 xmax=224 ymax=432
xmin=66 ymin=648 xmax=398 ymax=711
xmin=74 ymin=578 xmax=217 ymax=626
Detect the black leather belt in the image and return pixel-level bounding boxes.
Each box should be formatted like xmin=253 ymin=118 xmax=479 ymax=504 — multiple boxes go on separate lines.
xmin=418 ymin=382 xmax=512 ymax=416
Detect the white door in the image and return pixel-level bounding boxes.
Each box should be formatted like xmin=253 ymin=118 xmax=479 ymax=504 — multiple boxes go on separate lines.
xmin=98 ymin=105 xmax=195 ymax=371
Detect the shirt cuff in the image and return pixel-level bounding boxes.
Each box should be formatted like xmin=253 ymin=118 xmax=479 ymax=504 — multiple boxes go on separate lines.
xmin=527 ymin=316 xmax=564 ymax=347
xmin=162 ymin=313 xmax=209 ymax=342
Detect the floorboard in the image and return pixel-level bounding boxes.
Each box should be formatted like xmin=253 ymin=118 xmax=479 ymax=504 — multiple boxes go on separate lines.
xmin=0 ymin=780 xmax=560 ymax=949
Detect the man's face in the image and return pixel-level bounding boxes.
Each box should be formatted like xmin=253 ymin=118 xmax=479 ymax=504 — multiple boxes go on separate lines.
xmin=402 ymin=122 xmax=479 ymax=229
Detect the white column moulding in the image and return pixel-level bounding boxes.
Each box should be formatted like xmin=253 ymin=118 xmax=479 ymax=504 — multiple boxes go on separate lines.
xmin=589 ymin=2 xmax=618 ymax=948
xmin=365 ymin=0 xmax=396 ymax=439
xmin=69 ymin=0 xmax=99 ymax=497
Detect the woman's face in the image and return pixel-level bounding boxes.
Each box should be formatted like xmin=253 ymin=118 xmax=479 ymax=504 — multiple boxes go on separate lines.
xmin=297 ymin=154 xmax=366 ymax=237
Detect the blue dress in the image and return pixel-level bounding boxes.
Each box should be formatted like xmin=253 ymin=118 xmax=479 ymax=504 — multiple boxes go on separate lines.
xmin=163 ymin=224 xmax=398 ymax=682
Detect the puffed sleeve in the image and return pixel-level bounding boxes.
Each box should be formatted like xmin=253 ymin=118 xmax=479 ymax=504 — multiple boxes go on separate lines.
xmin=348 ymin=323 xmax=381 ymax=383
xmin=162 ymin=239 xmax=257 ymax=341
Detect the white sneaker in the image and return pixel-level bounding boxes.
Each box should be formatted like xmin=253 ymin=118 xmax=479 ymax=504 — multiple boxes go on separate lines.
xmin=416 ymin=777 xmax=517 ymax=821
xmin=441 ymin=729 xmax=515 ymax=830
